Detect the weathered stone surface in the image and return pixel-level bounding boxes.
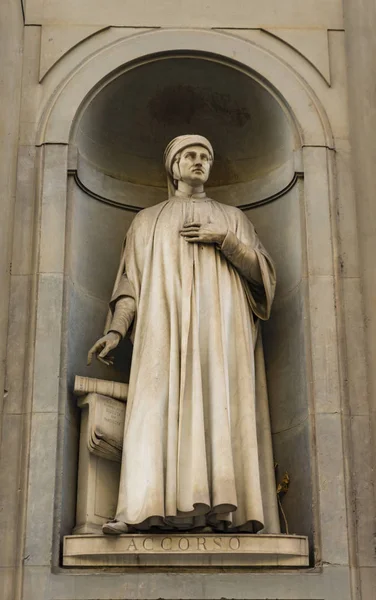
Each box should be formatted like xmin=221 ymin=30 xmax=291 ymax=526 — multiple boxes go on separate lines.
xmin=265 ymin=28 xmax=331 ymax=84
xmin=1 ymin=0 xmax=376 ymax=597
xmin=74 ymin=393 xmax=124 ymax=533
xmin=32 ymin=274 xmax=64 ymax=413
xmin=39 ymin=25 xmax=106 ymax=80
xmin=24 ymin=413 xmax=59 ymax=567
xmin=0 ymin=568 xmax=16 ymax=600
xmin=39 ymin=145 xmax=68 ymax=275
xmin=0 ymin=0 xmax=23 ymax=414
xmin=25 ymin=0 xmax=343 ymax=28
xmin=315 ymin=414 xmax=348 ymax=565
xmin=63 ymin=533 xmax=309 ymax=567
xmin=22 ymin=564 xmax=354 ymax=600
xmin=0 ymin=415 xmax=24 ymax=567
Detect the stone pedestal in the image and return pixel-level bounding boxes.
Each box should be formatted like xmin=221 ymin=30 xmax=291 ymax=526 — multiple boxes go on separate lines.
xmin=74 ymin=392 xmax=126 ymax=534
xmin=63 ymin=533 xmax=309 ymax=567
xmin=71 ymin=385 xmax=309 ymax=568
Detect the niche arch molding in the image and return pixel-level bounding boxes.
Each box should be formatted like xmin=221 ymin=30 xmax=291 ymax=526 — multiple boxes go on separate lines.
xmin=37 ymin=28 xmax=333 ymax=147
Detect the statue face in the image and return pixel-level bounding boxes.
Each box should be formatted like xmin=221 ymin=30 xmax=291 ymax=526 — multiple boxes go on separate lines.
xmin=175 ymin=145 xmax=212 ymax=186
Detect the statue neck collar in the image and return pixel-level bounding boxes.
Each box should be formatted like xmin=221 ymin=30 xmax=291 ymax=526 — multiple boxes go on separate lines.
xmin=174 ymin=190 xmax=207 ymax=200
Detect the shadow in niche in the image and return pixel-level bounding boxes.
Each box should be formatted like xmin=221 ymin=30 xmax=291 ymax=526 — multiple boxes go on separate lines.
xmin=60 ymin=54 xmax=313 ymax=561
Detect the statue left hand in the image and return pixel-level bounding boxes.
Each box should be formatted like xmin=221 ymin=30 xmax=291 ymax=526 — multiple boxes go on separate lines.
xmin=180 ymin=222 xmax=227 ymax=246
xmin=87 ymin=331 xmax=121 ymax=367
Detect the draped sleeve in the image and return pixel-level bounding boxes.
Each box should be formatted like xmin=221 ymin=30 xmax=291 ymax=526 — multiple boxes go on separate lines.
xmin=104 ymin=213 xmax=145 ymax=335
xmin=104 ymin=202 xmax=168 ymax=336
xmin=220 ymin=210 xmax=276 ymax=320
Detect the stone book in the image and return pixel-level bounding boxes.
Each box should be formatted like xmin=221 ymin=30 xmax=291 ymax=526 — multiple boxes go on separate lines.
xmin=74 ymin=375 xmax=129 ymax=402
xmin=78 ymin=393 xmax=126 ymax=462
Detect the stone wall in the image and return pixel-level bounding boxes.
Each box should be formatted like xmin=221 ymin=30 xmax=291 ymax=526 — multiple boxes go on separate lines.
xmin=343 ymin=1 xmax=376 ymax=596
xmin=0 ymin=1 xmax=25 ymax=599
xmin=0 ymin=0 xmax=375 ymax=599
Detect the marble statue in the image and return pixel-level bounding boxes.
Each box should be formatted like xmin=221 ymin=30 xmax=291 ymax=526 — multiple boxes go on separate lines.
xmin=87 ymin=134 xmax=280 ymax=535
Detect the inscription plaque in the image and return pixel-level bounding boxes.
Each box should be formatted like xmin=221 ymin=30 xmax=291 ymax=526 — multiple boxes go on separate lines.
xmin=63 ymin=533 xmax=309 ymax=567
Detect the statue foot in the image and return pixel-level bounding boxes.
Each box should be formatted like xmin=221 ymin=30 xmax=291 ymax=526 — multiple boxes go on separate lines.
xmin=102 ymin=520 xmax=129 ymax=535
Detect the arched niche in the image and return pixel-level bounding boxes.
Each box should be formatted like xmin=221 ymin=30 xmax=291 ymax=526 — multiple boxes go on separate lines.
xmin=64 ymin=52 xmax=311 ymax=546
xmin=32 ymin=29 xmax=339 ymax=568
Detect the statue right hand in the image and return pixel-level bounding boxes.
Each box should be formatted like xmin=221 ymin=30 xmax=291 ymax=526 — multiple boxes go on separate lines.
xmin=87 ymin=332 xmax=121 ymax=366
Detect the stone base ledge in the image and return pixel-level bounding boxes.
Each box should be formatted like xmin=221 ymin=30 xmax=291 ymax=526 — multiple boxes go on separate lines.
xmin=63 ymin=533 xmax=309 ymax=567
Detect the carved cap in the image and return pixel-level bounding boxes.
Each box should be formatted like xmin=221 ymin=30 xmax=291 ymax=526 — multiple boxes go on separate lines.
xmin=164 ymin=135 xmax=214 ymax=196
xmin=164 ymin=134 xmax=214 ymax=175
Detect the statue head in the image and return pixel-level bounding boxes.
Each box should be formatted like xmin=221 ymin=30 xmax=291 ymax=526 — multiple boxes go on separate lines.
xmin=164 ymin=135 xmax=214 ymax=196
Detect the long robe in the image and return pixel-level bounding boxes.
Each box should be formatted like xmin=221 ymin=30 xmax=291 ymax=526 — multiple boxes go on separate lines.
xmin=107 ymin=193 xmax=280 ymax=532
